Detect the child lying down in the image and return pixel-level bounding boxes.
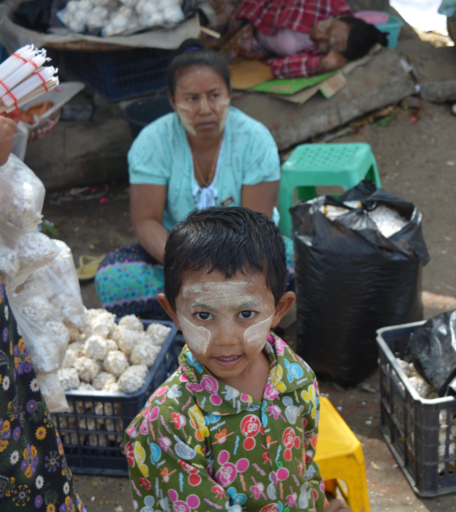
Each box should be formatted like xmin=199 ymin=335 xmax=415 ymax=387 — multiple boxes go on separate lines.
xmin=125 ymin=206 xmax=352 ymax=512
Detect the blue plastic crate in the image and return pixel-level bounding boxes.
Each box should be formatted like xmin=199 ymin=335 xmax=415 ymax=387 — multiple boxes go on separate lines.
xmin=376 ymin=13 xmax=404 ymax=49
xmin=52 ymin=319 xmax=179 ymax=476
xmin=65 ymin=47 xmax=174 ymax=102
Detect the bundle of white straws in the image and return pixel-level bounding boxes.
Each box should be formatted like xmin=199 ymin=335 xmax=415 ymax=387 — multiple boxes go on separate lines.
xmin=0 ymin=45 xmax=59 ymax=114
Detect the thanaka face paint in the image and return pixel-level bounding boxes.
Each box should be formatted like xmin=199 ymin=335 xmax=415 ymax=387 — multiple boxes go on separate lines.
xmin=177 ymin=281 xmax=275 ymax=355
xmin=174 ymin=271 xmax=281 ymax=383
xmin=173 ymin=66 xmax=231 ymax=139
xmin=176 ymin=97 xmax=229 ymax=138
xmin=181 ymin=281 xmax=262 ymax=310
xmin=175 ymin=103 xmax=197 ymax=136
xmin=244 ymin=313 xmax=275 ymax=349
xmin=177 ymin=313 xmax=211 ymax=354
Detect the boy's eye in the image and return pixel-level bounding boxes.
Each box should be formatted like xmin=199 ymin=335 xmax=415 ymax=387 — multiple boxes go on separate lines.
xmin=196 ymin=312 xmax=212 ymax=321
xmin=239 ymin=311 xmax=254 ymax=320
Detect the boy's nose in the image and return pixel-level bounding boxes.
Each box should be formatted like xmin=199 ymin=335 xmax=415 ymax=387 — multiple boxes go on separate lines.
xmin=212 ymin=320 xmax=242 ymax=348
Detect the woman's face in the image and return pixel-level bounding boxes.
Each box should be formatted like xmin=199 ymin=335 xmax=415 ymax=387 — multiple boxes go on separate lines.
xmin=169 ymin=66 xmax=231 ymax=140
xmin=309 ymin=18 xmax=350 ymax=54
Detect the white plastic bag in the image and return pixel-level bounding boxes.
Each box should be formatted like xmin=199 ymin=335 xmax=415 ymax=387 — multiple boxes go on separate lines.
xmin=0 ymin=154 xmax=44 ymax=231
xmin=37 ymin=373 xmax=69 ymax=413
xmin=0 ymin=154 xmax=87 ymax=412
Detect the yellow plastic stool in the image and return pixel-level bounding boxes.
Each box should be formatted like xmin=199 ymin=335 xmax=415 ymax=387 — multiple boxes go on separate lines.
xmin=315 ymin=397 xmax=370 ymax=512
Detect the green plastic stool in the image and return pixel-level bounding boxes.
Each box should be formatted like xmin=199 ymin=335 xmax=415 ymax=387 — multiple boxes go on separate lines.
xmin=279 ymin=143 xmax=381 ymax=236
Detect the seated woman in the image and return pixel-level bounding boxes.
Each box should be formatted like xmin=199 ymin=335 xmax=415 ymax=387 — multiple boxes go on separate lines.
xmin=203 ymin=0 xmax=388 ymax=78
xmin=95 ymin=39 xmax=294 ymax=317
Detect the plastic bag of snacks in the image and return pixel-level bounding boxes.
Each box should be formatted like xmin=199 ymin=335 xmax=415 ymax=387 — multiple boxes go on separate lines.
xmin=291 ymin=180 xmax=430 ymax=386
xmin=0 ymin=155 xmax=87 ymax=412
xmin=0 ymin=154 xmax=45 ymax=230
xmin=58 ymin=0 xmax=185 ymax=37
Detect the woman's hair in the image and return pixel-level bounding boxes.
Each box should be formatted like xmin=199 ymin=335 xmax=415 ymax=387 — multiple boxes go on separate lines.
xmin=163 ymin=207 xmax=287 ymax=309
xmin=340 ymin=16 xmax=389 ymax=61
xmin=166 ymin=38 xmax=231 ymax=98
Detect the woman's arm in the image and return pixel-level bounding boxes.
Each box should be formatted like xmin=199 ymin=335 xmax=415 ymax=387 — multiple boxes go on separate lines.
xmin=130 ymin=184 xmax=169 ymax=264
xmin=241 ymin=180 xmax=279 ymax=219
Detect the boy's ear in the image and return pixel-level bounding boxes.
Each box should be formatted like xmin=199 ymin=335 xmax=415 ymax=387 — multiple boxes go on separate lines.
xmin=157 ymin=293 xmax=181 ymax=329
xmin=270 ymin=291 xmax=296 ymax=329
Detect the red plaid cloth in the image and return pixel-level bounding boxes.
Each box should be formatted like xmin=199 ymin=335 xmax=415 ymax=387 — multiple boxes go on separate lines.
xmin=237 ymin=0 xmax=352 ymax=78
xmin=237 ymin=0 xmax=352 ymax=35
xmin=267 ymin=48 xmax=324 ymax=78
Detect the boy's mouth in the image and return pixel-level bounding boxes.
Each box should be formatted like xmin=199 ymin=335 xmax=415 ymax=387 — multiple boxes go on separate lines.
xmin=212 ymin=355 xmax=244 ymax=368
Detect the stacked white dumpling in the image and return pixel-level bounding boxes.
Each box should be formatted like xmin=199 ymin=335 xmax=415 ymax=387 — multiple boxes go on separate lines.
xmin=58 ymin=311 xmax=171 ymax=394
xmin=59 ymin=0 xmax=184 ymax=37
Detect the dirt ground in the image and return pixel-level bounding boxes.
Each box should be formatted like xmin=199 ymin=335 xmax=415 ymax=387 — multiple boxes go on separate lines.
xmin=43 ymin=99 xmax=456 ymax=306
xmin=42 ymin=99 xmax=456 ymax=511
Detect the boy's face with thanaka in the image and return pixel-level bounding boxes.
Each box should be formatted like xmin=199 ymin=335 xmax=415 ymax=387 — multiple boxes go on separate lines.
xmin=158 ymin=270 xmax=294 ymax=384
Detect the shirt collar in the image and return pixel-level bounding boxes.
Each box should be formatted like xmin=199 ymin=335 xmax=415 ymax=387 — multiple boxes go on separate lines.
xmin=177 ymin=332 xmax=312 ymax=415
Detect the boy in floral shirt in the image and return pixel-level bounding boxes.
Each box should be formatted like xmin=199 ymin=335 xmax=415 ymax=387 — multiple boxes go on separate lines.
xmin=126 ymin=207 xmax=351 ymax=512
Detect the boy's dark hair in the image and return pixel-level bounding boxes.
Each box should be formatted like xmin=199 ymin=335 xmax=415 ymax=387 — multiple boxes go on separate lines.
xmin=163 ymin=207 xmax=287 ymax=309
xmin=166 ymin=38 xmax=231 ymax=99
xmin=340 ymin=16 xmax=388 ymax=61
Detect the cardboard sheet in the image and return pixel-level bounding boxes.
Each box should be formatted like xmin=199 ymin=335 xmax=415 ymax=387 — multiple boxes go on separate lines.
xmin=264 ymin=45 xmax=382 ymax=104
xmin=248 ymin=71 xmax=334 ymax=95
xmin=229 ymin=60 xmax=274 ymax=90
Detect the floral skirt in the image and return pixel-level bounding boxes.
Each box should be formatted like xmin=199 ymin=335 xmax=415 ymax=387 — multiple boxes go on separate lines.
xmin=0 ymin=278 xmax=87 ymax=512
xmin=95 ymin=236 xmax=296 ymax=317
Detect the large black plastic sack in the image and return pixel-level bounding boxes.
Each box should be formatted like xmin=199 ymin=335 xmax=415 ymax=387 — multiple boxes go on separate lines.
xmin=291 ymin=180 xmax=430 ymax=386
xmin=407 ymin=310 xmax=456 ymax=396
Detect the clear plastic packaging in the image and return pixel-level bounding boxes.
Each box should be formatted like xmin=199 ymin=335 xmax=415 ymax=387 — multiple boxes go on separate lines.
xmin=0 ymin=154 xmax=45 ymax=231
xmin=58 ymin=0 xmax=184 ymax=36
xmin=37 ymin=372 xmax=69 ymax=413
xmin=0 ymin=154 xmax=87 ymax=413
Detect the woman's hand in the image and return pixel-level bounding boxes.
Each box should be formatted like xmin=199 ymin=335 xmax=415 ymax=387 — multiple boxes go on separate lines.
xmin=325 ymin=498 xmax=353 ymax=511
xmin=0 ymin=117 xmax=17 ymax=166
xmin=321 ymin=50 xmax=348 ymax=71
xmin=130 ymin=184 xmax=169 ymax=264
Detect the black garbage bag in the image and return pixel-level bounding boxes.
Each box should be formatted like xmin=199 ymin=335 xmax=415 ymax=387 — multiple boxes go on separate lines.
xmin=407 ymin=311 xmax=456 ymax=397
xmin=291 ymin=180 xmax=430 ymax=386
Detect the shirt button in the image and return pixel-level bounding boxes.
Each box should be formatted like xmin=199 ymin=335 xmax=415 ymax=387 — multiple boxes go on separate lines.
xmin=276 ymin=461 xmax=283 ymax=468
xmin=284 ymin=508 xmax=290 ymax=512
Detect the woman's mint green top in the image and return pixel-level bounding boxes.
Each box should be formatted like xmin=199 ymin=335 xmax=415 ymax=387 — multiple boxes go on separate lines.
xmin=128 ymin=107 xmax=280 ymax=231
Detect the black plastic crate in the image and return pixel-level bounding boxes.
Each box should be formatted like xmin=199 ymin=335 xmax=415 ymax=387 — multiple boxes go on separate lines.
xmin=65 ymin=48 xmax=173 ymax=102
xmin=52 ymin=319 xmax=178 ymax=476
xmin=377 ymin=322 xmax=456 ymax=497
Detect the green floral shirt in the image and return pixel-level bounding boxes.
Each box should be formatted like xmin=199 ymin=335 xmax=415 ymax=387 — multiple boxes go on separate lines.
xmin=125 ymin=332 xmax=325 ymax=512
